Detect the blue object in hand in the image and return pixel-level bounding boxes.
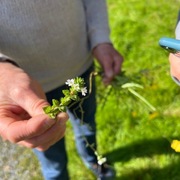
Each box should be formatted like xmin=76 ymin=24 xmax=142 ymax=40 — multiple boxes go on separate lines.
xmin=159 ymin=37 xmax=180 ymax=53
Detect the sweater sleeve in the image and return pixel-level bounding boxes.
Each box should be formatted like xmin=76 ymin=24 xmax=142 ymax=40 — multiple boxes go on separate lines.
xmin=175 ymin=11 xmax=180 ymax=40
xmin=83 ymin=0 xmax=111 ymax=50
xmin=175 ymin=21 xmax=180 ymax=40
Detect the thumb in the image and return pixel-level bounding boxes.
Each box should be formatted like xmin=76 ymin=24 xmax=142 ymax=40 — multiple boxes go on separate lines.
xmin=13 ymin=88 xmax=49 ymax=117
xmin=12 ymin=77 xmax=50 ymax=116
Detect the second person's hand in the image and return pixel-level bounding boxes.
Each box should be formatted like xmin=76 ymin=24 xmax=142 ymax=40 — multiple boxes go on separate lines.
xmin=92 ymin=43 xmax=124 ymax=85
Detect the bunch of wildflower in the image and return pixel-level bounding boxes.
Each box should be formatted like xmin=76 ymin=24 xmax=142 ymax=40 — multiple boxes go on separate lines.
xmin=43 ymin=77 xmax=87 ymax=118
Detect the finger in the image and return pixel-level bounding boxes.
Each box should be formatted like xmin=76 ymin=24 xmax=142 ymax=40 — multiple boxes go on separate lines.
xmin=34 ymin=113 xmax=67 ymax=148
xmin=18 ymin=123 xmax=66 ymax=151
xmin=35 ymin=121 xmax=66 ymax=151
xmin=169 ymin=53 xmax=180 ymax=78
xmin=5 ymin=114 xmax=57 ymax=143
xmin=17 ymin=113 xmax=67 ymax=150
xmin=113 ymin=54 xmax=124 ymax=75
xmin=100 ymin=54 xmax=114 ymax=83
xmin=103 ymin=55 xmax=114 ymax=78
xmin=12 ymin=88 xmax=49 ymax=117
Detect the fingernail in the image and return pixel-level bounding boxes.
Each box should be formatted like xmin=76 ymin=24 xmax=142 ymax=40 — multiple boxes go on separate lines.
xmin=44 ymin=118 xmax=56 ymax=128
xmin=57 ymin=112 xmax=69 ymax=124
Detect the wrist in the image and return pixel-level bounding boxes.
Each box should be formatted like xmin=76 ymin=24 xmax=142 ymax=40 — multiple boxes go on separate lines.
xmin=93 ymin=42 xmax=113 ymax=50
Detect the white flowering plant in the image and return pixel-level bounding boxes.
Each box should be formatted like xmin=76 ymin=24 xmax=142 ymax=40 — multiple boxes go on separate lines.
xmin=43 ymin=69 xmax=160 ymax=164
xmin=43 ymin=77 xmax=87 ymax=119
xmin=43 ymin=75 xmax=107 ymax=165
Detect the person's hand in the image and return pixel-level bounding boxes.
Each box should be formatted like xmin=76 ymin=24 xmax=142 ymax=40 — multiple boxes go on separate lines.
xmin=169 ymin=53 xmax=180 ymax=81
xmin=0 ymin=62 xmax=68 ymax=151
xmin=92 ymin=43 xmax=124 ymax=85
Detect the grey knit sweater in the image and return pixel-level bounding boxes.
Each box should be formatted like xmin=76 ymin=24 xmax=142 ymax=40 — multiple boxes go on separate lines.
xmin=0 ymin=0 xmax=111 ymax=92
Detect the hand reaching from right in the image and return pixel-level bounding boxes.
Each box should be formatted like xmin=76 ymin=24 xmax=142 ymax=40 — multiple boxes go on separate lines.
xmin=169 ymin=53 xmax=180 ymax=83
xmin=0 ymin=62 xmax=68 ymax=151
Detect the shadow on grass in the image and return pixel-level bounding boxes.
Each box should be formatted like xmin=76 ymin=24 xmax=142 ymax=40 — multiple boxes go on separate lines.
xmin=115 ymin=160 xmax=180 ymax=180
xmin=105 ymin=137 xmax=173 ymax=163
xmin=104 ymin=138 xmax=180 ymax=179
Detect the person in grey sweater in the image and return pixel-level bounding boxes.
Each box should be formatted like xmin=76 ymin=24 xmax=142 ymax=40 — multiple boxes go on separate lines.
xmin=0 ymin=0 xmax=123 ymax=179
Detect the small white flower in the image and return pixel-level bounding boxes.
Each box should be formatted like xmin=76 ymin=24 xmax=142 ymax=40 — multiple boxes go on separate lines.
xmin=98 ymin=157 xmax=107 ymax=165
xmin=65 ymin=79 xmax=74 ymax=87
xmin=81 ymin=87 xmax=87 ymax=96
xmin=73 ymin=83 xmax=80 ymax=91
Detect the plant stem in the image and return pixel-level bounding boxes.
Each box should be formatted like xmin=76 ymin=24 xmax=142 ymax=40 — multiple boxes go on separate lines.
xmin=128 ymin=88 xmax=156 ymax=112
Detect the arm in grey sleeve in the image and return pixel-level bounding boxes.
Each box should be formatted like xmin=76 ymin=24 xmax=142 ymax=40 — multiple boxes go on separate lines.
xmin=83 ymin=0 xmax=111 ymax=50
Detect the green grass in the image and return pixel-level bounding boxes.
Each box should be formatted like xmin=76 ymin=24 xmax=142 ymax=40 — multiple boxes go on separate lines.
xmin=68 ymin=1 xmax=180 ymax=179
xmin=93 ymin=0 xmax=180 ymax=179
xmin=2 ymin=0 xmax=180 ymax=179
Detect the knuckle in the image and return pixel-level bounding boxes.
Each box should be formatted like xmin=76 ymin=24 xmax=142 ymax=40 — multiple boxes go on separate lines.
xmin=31 ymin=99 xmax=48 ymax=113
xmin=10 ymin=85 xmax=29 ymax=101
xmin=18 ymin=141 xmax=38 ymax=149
xmin=7 ymin=134 xmax=20 ymax=143
xmin=37 ymin=145 xmax=50 ymax=151
xmin=20 ymin=139 xmax=39 ymax=149
xmin=25 ymin=143 xmax=37 ymax=149
xmin=11 ymin=87 xmax=25 ymax=99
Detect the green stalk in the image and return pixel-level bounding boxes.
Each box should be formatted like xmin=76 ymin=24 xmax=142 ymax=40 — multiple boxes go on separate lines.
xmin=128 ymin=87 xmax=156 ymax=112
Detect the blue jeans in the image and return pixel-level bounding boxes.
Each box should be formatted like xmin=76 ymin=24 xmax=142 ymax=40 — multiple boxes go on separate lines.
xmin=34 ymin=65 xmax=97 ymax=180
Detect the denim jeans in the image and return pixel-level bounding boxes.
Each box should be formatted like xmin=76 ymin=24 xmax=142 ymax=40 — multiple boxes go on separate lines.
xmin=34 ymin=65 xmax=97 ymax=180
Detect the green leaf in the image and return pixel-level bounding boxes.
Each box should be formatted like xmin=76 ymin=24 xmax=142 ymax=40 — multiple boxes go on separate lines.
xmin=74 ymin=77 xmax=85 ymax=87
xmin=60 ymin=97 xmax=71 ymax=106
xmin=70 ymin=94 xmax=79 ymax=101
xmin=52 ymin=99 xmax=60 ymax=106
xmin=59 ymin=106 xmax=66 ymax=112
xmin=49 ymin=113 xmax=56 ymax=119
xmin=62 ymin=90 xmax=70 ymax=96
xmin=121 ymin=82 xmax=143 ymax=89
xmin=43 ymin=106 xmax=52 ymax=114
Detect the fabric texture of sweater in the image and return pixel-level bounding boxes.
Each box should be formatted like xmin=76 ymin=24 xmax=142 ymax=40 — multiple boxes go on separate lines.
xmin=0 ymin=0 xmax=111 ymax=92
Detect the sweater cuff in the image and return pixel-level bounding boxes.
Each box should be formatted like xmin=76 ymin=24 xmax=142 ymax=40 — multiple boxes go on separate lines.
xmin=0 ymin=54 xmax=19 ymax=67
xmin=89 ymin=30 xmax=111 ymax=50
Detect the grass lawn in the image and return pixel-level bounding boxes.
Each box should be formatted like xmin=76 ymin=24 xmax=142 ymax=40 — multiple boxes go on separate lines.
xmin=1 ymin=0 xmax=180 ymax=180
